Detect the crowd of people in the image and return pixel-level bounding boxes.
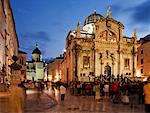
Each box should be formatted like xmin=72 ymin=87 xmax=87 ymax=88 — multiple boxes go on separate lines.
xmin=69 ymin=75 xmax=146 ymax=106
xmin=2 ymin=74 xmax=149 ymax=113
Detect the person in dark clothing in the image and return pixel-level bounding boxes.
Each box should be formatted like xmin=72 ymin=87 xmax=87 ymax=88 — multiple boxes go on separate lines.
xmin=18 ymin=81 xmax=27 ymax=97
xmin=128 ymin=83 xmax=139 ymax=108
xmin=138 ymin=82 xmax=144 ymax=104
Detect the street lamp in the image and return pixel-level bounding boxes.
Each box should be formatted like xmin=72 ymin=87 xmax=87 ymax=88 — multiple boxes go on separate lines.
xmin=99 ymin=53 xmax=103 ymax=75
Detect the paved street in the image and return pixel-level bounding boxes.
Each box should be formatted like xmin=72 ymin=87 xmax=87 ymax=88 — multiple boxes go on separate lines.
xmin=0 ymin=89 xmax=145 ymax=113
xmin=45 ymin=90 xmax=145 ymax=113
xmin=0 ymin=89 xmax=57 ymax=113
xmin=24 ymin=90 xmax=57 ymax=113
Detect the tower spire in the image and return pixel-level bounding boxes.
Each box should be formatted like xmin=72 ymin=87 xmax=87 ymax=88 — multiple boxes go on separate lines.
xmin=107 ymin=0 xmax=111 ymax=18
xmin=93 ymin=9 xmax=96 ymax=14
xmin=36 ymin=42 xmax=38 ymax=48
xmin=134 ymin=29 xmax=137 ymax=38
xmin=107 ymin=6 xmax=111 ymax=18
xmin=77 ymin=22 xmax=81 ymax=38
xmin=133 ymin=29 xmax=137 ymax=44
xmin=77 ymin=21 xmax=80 ymax=31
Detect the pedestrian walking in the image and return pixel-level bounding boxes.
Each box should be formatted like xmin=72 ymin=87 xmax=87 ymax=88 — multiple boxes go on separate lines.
xmin=60 ymin=85 xmax=66 ymax=101
xmin=95 ymin=82 xmax=101 ymax=101
xmin=18 ymin=80 xmax=27 ymax=97
xmin=129 ymin=82 xmax=139 ymax=108
xmin=143 ymin=76 xmax=150 ymax=113
xmin=112 ymin=80 xmax=120 ymax=104
xmin=93 ymin=83 xmax=96 ymax=99
xmin=36 ymin=82 xmax=43 ymax=105
xmin=103 ymin=82 xmax=109 ymax=99
xmin=77 ymin=82 xmax=81 ymax=95
xmin=85 ymin=82 xmax=92 ymax=96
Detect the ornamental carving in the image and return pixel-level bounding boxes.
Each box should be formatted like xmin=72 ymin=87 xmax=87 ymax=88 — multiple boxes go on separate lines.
xmin=99 ymin=30 xmax=107 ymax=41
xmin=108 ymin=30 xmax=117 ymax=42
xmin=98 ymin=30 xmax=117 ymax=42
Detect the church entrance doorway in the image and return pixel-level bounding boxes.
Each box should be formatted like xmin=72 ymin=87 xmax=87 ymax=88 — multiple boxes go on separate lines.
xmin=104 ymin=63 xmax=111 ymax=78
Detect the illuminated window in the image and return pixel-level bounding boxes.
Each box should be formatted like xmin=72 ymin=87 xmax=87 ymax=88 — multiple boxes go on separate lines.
xmin=83 ymin=56 xmax=90 ymax=68
xmin=124 ymin=59 xmax=130 ymax=68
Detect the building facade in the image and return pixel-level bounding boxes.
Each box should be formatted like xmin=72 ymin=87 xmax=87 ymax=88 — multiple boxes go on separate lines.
xmin=47 ymin=56 xmax=63 ymax=82
xmin=0 ymin=0 xmax=19 ymax=77
xmin=0 ymin=0 xmax=6 ymax=70
xmin=26 ymin=44 xmax=45 ymax=81
xmin=62 ymin=9 xmax=137 ymax=82
xmin=17 ymin=50 xmax=27 ymax=80
xmin=137 ymin=35 xmax=150 ymax=77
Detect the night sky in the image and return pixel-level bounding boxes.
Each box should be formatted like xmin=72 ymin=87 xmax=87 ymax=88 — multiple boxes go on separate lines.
xmin=10 ymin=0 xmax=150 ymax=60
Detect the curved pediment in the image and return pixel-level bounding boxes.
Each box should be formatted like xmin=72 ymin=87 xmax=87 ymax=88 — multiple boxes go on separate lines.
xmin=95 ymin=17 xmax=124 ymax=29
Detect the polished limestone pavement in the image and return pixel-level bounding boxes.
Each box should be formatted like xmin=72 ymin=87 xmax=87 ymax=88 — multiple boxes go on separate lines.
xmin=45 ymin=89 xmax=145 ymax=113
xmin=0 ymin=88 xmax=145 ymax=113
xmin=0 ymin=89 xmax=57 ymax=113
xmin=24 ymin=90 xmax=57 ymax=113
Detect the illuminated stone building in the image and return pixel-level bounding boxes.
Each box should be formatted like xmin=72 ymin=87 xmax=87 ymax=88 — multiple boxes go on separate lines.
xmin=26 ymin=44 xmax=45 ymax=81
xmin=137 ymin=35 xmax=150 ymax=77
xmin=47 ymin=56 xmax=63 ymax=82
xmin=62 ymin=9 xmax=137 ymax=82
xmin=0 ymin=0 xmax=6 ymax=70
xmin=0 ymin=0 xmax=19 ymax=77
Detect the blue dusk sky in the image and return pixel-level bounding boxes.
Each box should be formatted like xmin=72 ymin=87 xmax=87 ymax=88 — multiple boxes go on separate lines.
xmin=10 ymin=0 xmax=150 ymax=60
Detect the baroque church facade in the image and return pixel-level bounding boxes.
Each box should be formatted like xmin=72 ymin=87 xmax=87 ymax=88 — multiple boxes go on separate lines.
xmin=62 ymin=9 xmax=137 ymax=82
xmin=26 ymin=44 xmax=46 ymax=81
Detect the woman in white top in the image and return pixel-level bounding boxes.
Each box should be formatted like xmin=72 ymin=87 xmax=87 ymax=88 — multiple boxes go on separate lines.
xmin=103 ymin=83 xmax=109 ymax=99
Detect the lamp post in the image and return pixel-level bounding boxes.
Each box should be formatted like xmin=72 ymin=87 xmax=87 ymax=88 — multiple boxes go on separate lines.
xmin=132 ymin=46 xmax=135 ymax=77
xmin=99 ymin=53 xmax=103 ymax=75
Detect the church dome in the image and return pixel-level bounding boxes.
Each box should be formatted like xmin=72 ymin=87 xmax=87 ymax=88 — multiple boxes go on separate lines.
xmin=32 ymin=47 xmax=41 ymax=54
xmin=84 ymin=10 xmax=104 ymax=26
